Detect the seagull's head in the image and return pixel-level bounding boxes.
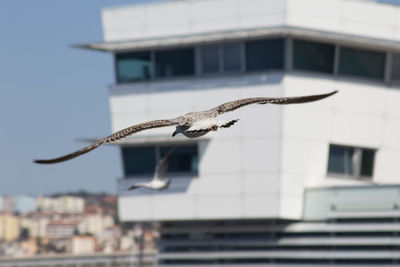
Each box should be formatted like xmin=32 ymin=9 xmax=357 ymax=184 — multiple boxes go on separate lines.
xmin=172 ymin=126 xmax=187 ymax=137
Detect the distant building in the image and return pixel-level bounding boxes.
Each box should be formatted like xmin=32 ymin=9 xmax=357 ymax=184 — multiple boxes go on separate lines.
xmin=78 ymin=213 xmax=114 ymax=236
xmin=20 ymin=238 xmax=38 ymax=256
xmin=0 ymin=196 xmax=15 ymax=214
xmin=46 ymin=220 xmax=79 ymax=239
xmin=69 ymin=235 xmax=96 ymax=255
xmin=20 ymin=214 xmax=48 ymax=238
xmin=36 ymin=196 xmax=84 ymax=214
xmin=0 ymin=214 xmax=20 ymax=242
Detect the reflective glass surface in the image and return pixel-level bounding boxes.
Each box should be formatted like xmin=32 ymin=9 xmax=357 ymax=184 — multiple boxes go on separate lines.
xmin=245 ymin=38 xmax=284 ymax=71
xmin=338 ymin=47 xmax=385 ymax=80
xmin=160 ymin=145 xmax=198 ymax=173
xmin=116 ymin=52 xmax=151 ymax=83
xmin=201 ymin=45 xmax=220 ymax=74
xmin=223 ymin=43 xmax=241 ymax=72
xmin=293 ymin=39 xmax=334 ymax=73
xmin=327 ymin=145 xmax=354 ymax=176
xmin=122 ymin=146 xmax=155 ymax=176
xmin=122 ymin=144 xmax=198 ymax=176
xmin=155 ymin=48 xmax=194 ymax=78
xmin=391 ymin=53 xmax=400 ymax=82
xmin=361 ymin=148 xmax=375 ymax=177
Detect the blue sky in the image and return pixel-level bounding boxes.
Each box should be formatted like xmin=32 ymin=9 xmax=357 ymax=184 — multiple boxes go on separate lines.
xmin=0 ymin=0 xmax=163 ymax=195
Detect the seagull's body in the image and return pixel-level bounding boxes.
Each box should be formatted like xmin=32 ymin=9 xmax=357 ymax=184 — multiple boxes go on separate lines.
xmin=128 ymin=148 xmax=176 ymax=191
xmin=173 ymin=117 xmax=239 ymax=138
xmin=34 ymin=91 xmax=337 ymax=164
xmin=129 ymin=176 xmax=171 ymax=191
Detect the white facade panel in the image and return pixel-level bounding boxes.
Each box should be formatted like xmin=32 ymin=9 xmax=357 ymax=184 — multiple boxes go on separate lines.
xmin=243 ymin=195 xmax=280 ymax=218
xmin=331 ymin=111 xmax=383 ymax=148
xmin=103 ymin=0 xmax=400 ymax=44
xmin=286 ymin=0 xmax=400 ymax=42
xmin=375 ymin=148 xmax=400 ymax=184
xmin=279 ymin=193 xmax=303 ymax=219
xmin=102 ymin=0 xmax=285 ymax=42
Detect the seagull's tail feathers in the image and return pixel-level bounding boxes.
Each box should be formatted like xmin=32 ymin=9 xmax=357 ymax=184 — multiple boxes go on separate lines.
xmin=163 ymin=178 xmax=172 ymax=190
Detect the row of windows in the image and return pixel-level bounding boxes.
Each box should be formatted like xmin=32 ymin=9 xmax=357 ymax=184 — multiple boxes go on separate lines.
xmin=122 ymin=143 xmax=376 ymax=181
xmin=115 ymin=37 xmax=400 ymax=85
xmin=115 ymin=38 xmax=284 ymax=83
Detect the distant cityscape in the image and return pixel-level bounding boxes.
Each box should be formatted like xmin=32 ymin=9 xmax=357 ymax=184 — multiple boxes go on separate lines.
xmin=0 ymin=193 xmax=156 ymax=259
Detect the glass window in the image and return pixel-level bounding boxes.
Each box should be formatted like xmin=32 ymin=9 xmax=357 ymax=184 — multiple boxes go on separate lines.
xmin=360 ymin=148 xmax=375 ymax=177
xmin=293 ymin=39 xmax=335 ymax=73
xmin=201 ymin=45 xmax=220 ymax=74
xmin=223 ymin=43 xmax=242 ymax=72
xmin=391 ymin=53 xmax=400 ymax=82
xmin=155 ymin=48 xmax=194 ymax=78
xmin=116 ymin=52 xmax=151 ymax=83
xmin=327 ymin=145 xmax=354 ymax=176
xmin=327 ymin=144 xmax=376 ymax=179
xmin=338 ymin=47 xmax=385 ymax=80
xmin=245 ymin=38 xmax=284 ymax=71
xmin=160 ymin=145 xmax=198 ymax=173
xmin=122 ymin=146 xmax=155 ymax=176
xmin=122 ymin=144 xmax=198 ymax=177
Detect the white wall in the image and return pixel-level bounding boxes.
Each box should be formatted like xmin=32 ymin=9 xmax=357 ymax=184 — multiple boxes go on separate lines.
xmin=286 ymin=0 xmax=400 ymax=42
xmin=102 ymin=0 xmax=286 ymax=42
xmin=114 ymin=72 xmax=400 ymax=221
xmin=280 ymin=74 xmax=400 ymax=219
xmin=102 ymin=0 xmax=400 ymax=43
xmin=113 ymin=73 xmax=284 ymax=221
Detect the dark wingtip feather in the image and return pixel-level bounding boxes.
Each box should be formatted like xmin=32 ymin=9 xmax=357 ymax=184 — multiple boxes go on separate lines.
xmin=34 ymin=159 xmax=58 ymax=164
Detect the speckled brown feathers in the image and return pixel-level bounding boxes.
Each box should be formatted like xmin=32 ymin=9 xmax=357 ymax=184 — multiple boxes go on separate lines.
xmin=34 ymin=119 xmax=176 ymax=164
xmin=212 ymin=91 xmax=337 ymax=115
xmin=34 ymin=91 xmax=337 ymax=164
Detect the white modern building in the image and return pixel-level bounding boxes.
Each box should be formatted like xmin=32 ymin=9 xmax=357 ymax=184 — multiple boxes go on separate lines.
xmin=82 ymin=0 xmax=400 ymax=265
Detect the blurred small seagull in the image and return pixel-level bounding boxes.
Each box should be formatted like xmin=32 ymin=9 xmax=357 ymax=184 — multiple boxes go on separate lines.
xmin=34 ymin=90 xmax=337 ymax=164
xmin=128 ymin=147 xmax=176 ymax=191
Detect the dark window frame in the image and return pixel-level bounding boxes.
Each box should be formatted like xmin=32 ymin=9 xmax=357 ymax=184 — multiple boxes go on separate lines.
xmin=113 ymin=36 xmax=399 ymax=86
xmin=390 ymin=52 xmax=400 ymax=84
xmin=121 ymin=144 xmax=199 ymax=177
xmin=198 ymin=42 xmax=245 ymax=75
xmin=327 ymin=144 xmax=376 ymax=180
xmin=154 ymin=47 xmax=195 ymax=79
xmin=338 ymin=46 xmax=386 ymax=80
xmin=115 ymin=51 xmax=153 ymax=83
xmin=292 ymin=39 xmax=335 ymax=74
xmin=245 ymin=37 xmax=285 ymax=72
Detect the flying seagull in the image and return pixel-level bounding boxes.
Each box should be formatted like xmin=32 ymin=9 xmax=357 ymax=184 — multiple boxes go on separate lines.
xmin=34 ymin=90 xmax=337 ymax=164
xmin=128 ymin=147 xmax=176 ymax=191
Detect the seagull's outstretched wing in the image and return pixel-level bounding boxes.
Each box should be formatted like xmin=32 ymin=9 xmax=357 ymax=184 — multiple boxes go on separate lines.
xmin=154 ymin=147 xmax=177 ymax=181
xmin=34 ymin=119 xmax=177 ymax=164
xmin=212 ymin=90 xmax=338 ymax=115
